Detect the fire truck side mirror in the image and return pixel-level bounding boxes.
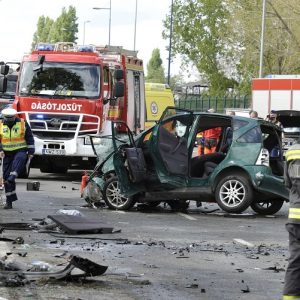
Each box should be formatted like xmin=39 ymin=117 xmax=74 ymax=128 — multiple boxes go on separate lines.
xmin=113 ymin=81 xmax=124 ymax=98
xmin=0 ymin=65 xmax=9 ymax=76
xmin=0 ymin=76 xmax=8 ymax=93
xmin=114 ymin=69 xmax=124 ymax=80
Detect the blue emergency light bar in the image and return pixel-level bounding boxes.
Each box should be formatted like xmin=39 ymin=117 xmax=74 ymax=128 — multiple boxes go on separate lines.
xmin=76 ymin=45 xmax=96 ymax=52
xmin=35 ymin=43 xmax=55 ymax=51
xmin=34 ymin=42 xmax=96 ymax=53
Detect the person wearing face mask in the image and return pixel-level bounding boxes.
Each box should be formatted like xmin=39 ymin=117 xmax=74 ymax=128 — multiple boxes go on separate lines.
xmin=0 ymin=108 xmax=35 ymax=209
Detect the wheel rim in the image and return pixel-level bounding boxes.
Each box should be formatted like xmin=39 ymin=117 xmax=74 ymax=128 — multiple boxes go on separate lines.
xmin=219 ymin=179 xmax=246 ymax=208
xmin=106 ymin=180 xmax=129 ymax=208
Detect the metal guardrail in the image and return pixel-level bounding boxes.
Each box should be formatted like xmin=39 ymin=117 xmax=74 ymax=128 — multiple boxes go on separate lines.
xmin=175 ymin=94 xmax=250 ymax=113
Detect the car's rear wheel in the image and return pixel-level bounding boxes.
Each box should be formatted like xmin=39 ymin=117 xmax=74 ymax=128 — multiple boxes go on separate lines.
xmin=103 ymin=176 xmax=136 ymax=210
xmin=215 ymin=174 xmax=253 ymax=213
xmin=251 ymin=199 xmax=284 ymax=215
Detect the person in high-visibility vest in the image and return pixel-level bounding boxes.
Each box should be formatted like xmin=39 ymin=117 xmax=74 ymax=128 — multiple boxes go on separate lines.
xmin=283 ymin=140 xmax=300 ymax=299
xmin=0 ymin=108 xmax=35 ymax=209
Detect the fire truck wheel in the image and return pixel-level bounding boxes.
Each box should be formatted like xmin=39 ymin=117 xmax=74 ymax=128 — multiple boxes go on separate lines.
xmin=250 ymin=199 xmax=284 ymax=215
xmin=103 ymin=176 xmax=136 ymax=210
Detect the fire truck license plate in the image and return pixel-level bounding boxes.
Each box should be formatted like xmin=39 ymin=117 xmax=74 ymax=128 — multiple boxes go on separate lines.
xmin=42 ymin=149 xmax=66 ymax=155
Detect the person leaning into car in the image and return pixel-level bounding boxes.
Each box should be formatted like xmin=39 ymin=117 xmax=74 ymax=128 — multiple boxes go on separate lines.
xmin=283 ymin=140 xmax=300 ymax=299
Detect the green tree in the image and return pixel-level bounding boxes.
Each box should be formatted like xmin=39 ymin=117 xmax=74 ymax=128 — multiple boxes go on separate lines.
xmin=31 ymin=6 xmax=78 ymax=49
xmin=32 ymin=16 xmax=54 ymax=49
xmin=146 ymin=48 xmax=166 ymax=83
xmin=164 ymin=0 xmax=300 ymax=96
xmin=230 ymin=0 xmax=300 ymax=93
xmin=163 ymin=0 xmax=237 ymax=96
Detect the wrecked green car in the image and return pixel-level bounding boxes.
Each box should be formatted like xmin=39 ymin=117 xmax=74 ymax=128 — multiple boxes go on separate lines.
xmin=84 ymin=107 xmax=289 ymax=215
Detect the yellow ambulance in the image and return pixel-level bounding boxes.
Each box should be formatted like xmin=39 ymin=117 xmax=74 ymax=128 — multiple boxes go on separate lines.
xmin=144 ymin=83 xmax=175 ymax=129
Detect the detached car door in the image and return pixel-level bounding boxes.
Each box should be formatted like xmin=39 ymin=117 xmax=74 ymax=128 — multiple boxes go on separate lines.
xmin=148 ymin=107 xmax=194 ymax=186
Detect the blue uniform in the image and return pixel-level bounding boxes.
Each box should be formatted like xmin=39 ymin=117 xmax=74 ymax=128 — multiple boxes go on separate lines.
xmin=0 ymin=118 xmax=35 ymax=205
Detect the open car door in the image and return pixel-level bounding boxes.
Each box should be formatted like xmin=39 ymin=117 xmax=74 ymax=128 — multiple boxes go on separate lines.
xmin=111 ymin=121 xmax=148 ymax=197
xmin=148 ymin=107 xmax=194 ymax=187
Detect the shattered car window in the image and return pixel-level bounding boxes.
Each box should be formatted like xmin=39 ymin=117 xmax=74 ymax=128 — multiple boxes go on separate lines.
xmin=237 ymin=126 xmax=262 ymax=143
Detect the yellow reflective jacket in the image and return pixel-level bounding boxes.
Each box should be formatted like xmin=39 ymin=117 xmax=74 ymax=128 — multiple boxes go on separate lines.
xmin=284 ymin=143 xmax=300 ymax=224
xmin=0 ymin=119 xmax=27 ymax=152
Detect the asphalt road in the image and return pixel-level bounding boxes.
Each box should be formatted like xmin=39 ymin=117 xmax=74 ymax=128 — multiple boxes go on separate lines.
xmin=0 ymin=169 xmax=290 ymax=300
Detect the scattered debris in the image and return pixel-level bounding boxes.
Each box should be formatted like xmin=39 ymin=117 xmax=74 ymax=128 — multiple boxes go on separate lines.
xmin=0 ymin=255 xmax=107 ymax=282
xmin=233 ymin=239 xmax=255 ymax=248
xmin=186 ymin=284 xmax=199 ymax=288
xmin=47 ymin=215 xmax=114 ymax=234
xmin=240 ymin=280 xmax=250 ymax=293
xmin=263 ymin=265 xmax=285 ymax=272
xmin=26 ymin=181 xmax=40 ymax=191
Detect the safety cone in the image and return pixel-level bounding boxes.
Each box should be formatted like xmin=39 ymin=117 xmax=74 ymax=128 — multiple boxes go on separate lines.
xmin=80 ymin=171 xmax=89 ymax=197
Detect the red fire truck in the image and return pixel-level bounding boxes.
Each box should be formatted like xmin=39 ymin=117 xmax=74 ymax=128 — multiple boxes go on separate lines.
xmin=11 ymin=42 xmax=145 ymax=173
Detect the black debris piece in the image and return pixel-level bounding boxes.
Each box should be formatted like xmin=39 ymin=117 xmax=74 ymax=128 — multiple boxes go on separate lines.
xmin=186 ymin=284 xmax=199 ymax=288
xmin=0 ymin=255 xmax=107 ymax=282
xmin=47 ymin=215 xmax=114 ymax=234
xmin=0 ymin=223 xmax=32 ymax=230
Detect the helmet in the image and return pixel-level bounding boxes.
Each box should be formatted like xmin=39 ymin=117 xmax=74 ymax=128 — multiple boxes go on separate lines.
xmin=1 ymin=108 xmax=17 ymax=117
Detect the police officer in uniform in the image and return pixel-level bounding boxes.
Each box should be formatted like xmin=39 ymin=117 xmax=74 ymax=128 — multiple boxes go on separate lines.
xmin=283 ymin=140 xmax=300 ymax=299
xmin=0 ymin=108 xmax=35 ymax=209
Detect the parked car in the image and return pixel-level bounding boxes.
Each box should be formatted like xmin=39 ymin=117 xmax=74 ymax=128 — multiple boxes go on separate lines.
xmin=276 ymin=110 xmax=300 ymax=154
xmin=84 ymin=107 xmax=289 ymax=215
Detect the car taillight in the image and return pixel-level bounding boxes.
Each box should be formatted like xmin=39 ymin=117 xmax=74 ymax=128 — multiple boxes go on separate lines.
xmin=256 ymin=148 xmax=269 ymax=167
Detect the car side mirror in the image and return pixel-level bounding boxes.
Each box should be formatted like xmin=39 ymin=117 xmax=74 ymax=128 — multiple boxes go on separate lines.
xmin=114 ymin=69 xmax=124 ymax=80
xmin=113 ymin=81 xmax=124 ymax=98
xmin=0 ymin=76 xmax=7 ymax=93
xmin=0 ymin=65 xmax=9 ymax=76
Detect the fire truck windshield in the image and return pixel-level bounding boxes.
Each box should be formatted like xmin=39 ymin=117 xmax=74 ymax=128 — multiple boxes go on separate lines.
xmin=19 ymin=61 xmax=100 ymax=99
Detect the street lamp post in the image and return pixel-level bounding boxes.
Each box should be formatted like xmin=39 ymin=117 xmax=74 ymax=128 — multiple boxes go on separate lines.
xmin=259 ymin=0 xmax=266 ymax=78
xmin=83 ymin=20 xmax=90 ymax=44
xmin=93 ymin=0 xmax=112 ymax=46
xmin=167 ymin=0 xmax=174 ymax=86
xmin=133 ymin=0 xmax=138 ymax=51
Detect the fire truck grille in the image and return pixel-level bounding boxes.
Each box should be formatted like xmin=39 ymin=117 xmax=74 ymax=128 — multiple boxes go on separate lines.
xmin=27 ymin=113 xmax=100 ymax=140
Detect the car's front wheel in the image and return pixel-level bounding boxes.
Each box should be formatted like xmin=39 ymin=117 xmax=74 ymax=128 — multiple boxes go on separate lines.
xmin=251 ymin=199 xmax=284 ymax=215
xmin=103 ymin=176 xmax=136 ymax=210
xmin=215 ymin=174 xmax=253 ymax=213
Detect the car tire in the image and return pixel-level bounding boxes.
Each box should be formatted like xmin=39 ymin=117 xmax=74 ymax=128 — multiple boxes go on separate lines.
xmin=215 ymin=174 xmax=253 ymax=213
xmin=251 ymin=199 xmax=284 ymax=215
xmin=103 ymin=176 xmax=136 ymax=210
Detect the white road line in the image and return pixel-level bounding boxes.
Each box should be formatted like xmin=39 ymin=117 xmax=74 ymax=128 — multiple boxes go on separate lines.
xmin=233 ymin=238 xmax=255 ymax=248
xmin=115 ymin=210 xmax=126 ymax=214
xmin=177 ymin=212 xmax=197 ymax=221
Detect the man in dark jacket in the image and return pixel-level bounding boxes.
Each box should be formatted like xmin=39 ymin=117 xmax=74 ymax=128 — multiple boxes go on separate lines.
xmin=283 ymin=140 xmax=300 ymax=299
xmin=0 ymin=108 xmax=35 ymax=209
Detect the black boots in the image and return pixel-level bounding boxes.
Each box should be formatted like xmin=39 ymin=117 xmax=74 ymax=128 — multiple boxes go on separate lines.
xmin=3 ymin=201 xmax=12 ymax=209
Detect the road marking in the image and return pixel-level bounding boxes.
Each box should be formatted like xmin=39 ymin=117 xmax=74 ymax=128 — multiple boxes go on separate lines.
xmin=115 ymin=210 xmax=126 ymax=214
xmin=177 ymin=212 xmax=197 ymax=221
xmin=233 ymin=238 xmax=255 ymax=248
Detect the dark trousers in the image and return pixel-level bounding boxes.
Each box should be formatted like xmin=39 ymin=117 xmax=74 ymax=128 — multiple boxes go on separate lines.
xmin=3 ymin=151 xmax=27 ymax=203
xmin=283 ymin=223 xmax=300 ymax=298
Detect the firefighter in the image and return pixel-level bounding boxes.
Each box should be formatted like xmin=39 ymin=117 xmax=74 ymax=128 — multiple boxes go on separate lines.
xmin=283 ymin=140 xmax=300 ymax=299
xmin=0 ymin=108 xmax=35 ymax=209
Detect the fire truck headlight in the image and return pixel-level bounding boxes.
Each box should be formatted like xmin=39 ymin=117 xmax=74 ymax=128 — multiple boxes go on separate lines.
xmin=84 ymin=137 xmax=101 ymax=145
